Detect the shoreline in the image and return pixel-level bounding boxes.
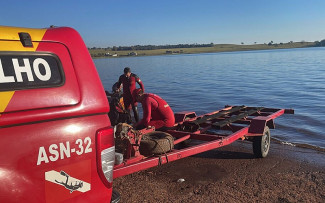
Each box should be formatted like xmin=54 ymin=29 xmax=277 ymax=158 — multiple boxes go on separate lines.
xmin=113 ymin=141 xmax=325 ymax=202
xmin=89 ymin=42 xmax=317 ymax=58
xmin=271 ymin=137 xmax=325 ymax=153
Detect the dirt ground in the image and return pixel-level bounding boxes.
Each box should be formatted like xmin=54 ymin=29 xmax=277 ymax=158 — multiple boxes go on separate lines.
xmin=113 ymin=141 xmax=325 ymax=203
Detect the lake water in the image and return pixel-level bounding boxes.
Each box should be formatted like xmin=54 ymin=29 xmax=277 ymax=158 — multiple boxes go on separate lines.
xmin=94 ymin=47 xmax=325 ymax=151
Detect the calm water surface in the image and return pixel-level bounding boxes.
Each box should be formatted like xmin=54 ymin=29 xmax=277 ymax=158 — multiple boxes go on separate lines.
xmin=95 ymin=47 xmax=325 ymax=150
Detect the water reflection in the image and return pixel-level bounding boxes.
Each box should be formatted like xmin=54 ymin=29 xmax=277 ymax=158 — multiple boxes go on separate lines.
xmin=95 ymin=47 xmax=325 ymax=150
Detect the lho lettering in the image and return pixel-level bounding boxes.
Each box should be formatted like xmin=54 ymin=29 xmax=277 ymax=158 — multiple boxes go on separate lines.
xmin=0 ymin=58 xmax=52 ymax=83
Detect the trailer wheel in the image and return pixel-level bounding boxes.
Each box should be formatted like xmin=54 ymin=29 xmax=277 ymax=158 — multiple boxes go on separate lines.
xmin=140 ymin=131 xmax=174 ymax=156
xmin=253 ymin=126 xmax=271 ymax=158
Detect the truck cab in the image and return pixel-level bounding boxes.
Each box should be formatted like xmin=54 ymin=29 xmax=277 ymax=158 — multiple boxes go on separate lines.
xmin=0 ymin=26 xmax=117 ymax=202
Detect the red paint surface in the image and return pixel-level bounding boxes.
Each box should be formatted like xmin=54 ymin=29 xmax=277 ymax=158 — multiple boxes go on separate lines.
xmin=0 ymin=27 xmax=113 ymax=202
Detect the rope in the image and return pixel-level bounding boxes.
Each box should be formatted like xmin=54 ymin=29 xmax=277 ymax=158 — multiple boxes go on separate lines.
xmin=155 ymin=137 xmax=173 ymax=165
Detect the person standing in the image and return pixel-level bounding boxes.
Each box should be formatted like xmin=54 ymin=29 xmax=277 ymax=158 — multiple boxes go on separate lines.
xmin=117 ymin=67 xmax=144 ymax=122
xmin=133 ymin=89 xmax=175 ymax=131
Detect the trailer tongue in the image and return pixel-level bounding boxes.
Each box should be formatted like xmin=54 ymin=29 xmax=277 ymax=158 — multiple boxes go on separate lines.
xmin=113 ymin=106 xmax=294 ymax=179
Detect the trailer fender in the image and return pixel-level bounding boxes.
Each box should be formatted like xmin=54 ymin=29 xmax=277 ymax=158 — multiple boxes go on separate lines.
xmin=248 ymin=116 xmax=275 ymax=134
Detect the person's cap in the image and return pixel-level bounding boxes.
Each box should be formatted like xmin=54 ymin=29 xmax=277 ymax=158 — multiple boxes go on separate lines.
xmin=124 ymin=67 xmax=131 ymax=74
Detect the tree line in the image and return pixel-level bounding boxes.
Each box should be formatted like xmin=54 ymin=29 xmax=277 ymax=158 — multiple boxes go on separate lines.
xmin=89 ymin=43 xmax=214 ymax=51
xmin=314 ymin=39 xmax=325 ymax=47
xmin=88 ymin=39 xmax=325 ymax=52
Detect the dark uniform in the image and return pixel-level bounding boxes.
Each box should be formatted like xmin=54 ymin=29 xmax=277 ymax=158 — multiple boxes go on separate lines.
xmin=117 ymin=73 xmax=144 ymax=122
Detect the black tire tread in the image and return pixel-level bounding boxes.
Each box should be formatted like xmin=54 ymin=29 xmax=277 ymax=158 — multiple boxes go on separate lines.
xmin=253 ymin=126 xmax=271 ymax=158
xmin=110 ymin=189 xmax=120 ymax=203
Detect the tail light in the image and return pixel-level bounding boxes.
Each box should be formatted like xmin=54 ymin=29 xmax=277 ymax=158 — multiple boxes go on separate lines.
xmin=96 ymin=127 xmax=115 ymax=188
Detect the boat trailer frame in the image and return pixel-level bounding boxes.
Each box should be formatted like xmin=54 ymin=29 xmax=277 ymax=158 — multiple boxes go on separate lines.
xmin=113 ymin=105 xmax=294 ymax=179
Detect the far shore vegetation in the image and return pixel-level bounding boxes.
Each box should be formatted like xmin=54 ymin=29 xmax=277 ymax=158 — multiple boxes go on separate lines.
xmin=88 ymin=39 xmax=325 ymax=58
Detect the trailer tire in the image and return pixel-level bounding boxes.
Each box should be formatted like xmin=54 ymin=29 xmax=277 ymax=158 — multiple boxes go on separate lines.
xmin=140 ymin=131 xmax=174 ymax=156
xmin=253 ymin=126 xmax=271 ymax=158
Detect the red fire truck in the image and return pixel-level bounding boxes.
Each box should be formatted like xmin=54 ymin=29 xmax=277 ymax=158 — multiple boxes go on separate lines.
xmin=0 ymin=26 xmax=118 ymax=202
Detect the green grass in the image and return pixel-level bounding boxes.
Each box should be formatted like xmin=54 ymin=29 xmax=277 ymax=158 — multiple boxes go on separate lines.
xmin=89 ymin=42 xmax=315 ymax=58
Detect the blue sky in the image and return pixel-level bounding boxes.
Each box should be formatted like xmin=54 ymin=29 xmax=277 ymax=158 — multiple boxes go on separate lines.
xmin=1 ymin=0 xmax=325 ymax=47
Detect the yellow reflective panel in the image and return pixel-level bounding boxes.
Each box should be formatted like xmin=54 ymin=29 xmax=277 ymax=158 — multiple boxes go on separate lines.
xmin=0 ymin=91 xmax=15 ymax=113
xmin=0 ymin=26 xmax=46 ymax=51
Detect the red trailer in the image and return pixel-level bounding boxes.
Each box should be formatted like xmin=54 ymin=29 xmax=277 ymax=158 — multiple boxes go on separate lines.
xmin=113 ymin=105 xmax=294 ymax=179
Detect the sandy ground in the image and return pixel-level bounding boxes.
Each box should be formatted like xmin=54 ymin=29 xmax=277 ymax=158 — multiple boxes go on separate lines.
xmin=113 ymin=140 xmax=325 ymax=203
